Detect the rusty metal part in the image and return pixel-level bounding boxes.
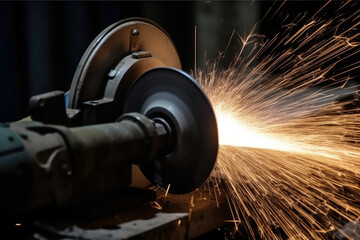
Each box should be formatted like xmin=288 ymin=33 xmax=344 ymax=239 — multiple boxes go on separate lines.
xmin=123 ymin=68 xmax=219 ymax=194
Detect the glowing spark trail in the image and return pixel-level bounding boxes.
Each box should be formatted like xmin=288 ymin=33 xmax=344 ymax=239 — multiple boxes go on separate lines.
xmin=216 ymin=109 xmax=300 ymax=153
xmin=196 ymin=1 xmax=360 ymax=239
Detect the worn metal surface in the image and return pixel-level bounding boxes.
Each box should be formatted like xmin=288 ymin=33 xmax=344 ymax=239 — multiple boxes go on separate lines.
xmin=0 ymin=113 xmax=168 ymax=217
xmin=31 ymin=19 xmax=183 ymax=127
xmin=1 ymin=18 xmax=221 ymax=239
xmin=35 ymin=187 xmax=231 ymax=240
xmin=29 ymin=91 xmax=81 ymax=126
xmin=69 ymin=18 xmax=181 ymax=113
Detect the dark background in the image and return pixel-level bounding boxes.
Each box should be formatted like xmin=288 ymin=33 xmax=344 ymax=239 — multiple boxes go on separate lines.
xmin=0 ymin=1 xmax=353 ymax=122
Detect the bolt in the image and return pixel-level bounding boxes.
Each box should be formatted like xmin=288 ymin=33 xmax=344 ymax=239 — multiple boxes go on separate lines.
xmin=108 ymin=69 xmax=117 ymax=79
xmin=132 ymin=51 xmax=152 ymax=59
xmin=132 ymin=28 xmax=139 ymax=36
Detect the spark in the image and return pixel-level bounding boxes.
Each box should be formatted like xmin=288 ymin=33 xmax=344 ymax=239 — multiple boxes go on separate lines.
xmin=216 ymin=108 xmax=345 ymax=159
xmin=190 ymin=194 xmax=195 ymax=208
xmin=151 ymin=201 xmax=163 ymax=210
xmin=196 ymin=1 xmax=360 ymax=239
xmin=164 ymin=184 xmax=170 ymax=198
xmin=188 ymin=208 xmax=193 ymax=222
xmin=216 ymin=109 xmax=300 ymax=152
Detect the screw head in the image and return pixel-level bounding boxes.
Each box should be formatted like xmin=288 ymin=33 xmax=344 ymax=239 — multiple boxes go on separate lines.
xmin=132 ymin=28 xmax=139 ymax=36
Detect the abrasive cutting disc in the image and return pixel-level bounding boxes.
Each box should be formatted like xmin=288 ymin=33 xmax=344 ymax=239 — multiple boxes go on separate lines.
xmin=123 ymin=67 xmax=219 ymax=194
xmin=68 ymin=18 xmax=181 ymax=110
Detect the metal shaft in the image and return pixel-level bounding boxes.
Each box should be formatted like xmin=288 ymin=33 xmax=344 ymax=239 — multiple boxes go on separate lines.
xmin=0 ymin=113 xmax=168 ymax=217
xmin=66 ymin=113 xmax=168 ymax=198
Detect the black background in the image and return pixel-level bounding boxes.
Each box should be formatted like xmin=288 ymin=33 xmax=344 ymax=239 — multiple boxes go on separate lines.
xmin=0 ymin=1 xmax=356 ymax=122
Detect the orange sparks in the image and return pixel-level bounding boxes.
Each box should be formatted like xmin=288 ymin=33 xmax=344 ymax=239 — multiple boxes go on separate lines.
xmin=163 ymin=184 xmax=171 ymax=204
xmin=151 ymin=201 xmax=163 ymax=210
xmin=196 ymin=1 xmax=360 ymax=239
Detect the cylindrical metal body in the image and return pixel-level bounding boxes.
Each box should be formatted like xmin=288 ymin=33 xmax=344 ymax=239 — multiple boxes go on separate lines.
xmin=0 ymin=113 xmax=167 ymax=217
xmin=66 ymin=114 xmax=165 ymax=199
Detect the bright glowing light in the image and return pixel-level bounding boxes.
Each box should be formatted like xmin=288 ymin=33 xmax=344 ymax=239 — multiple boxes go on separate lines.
xmin=215 ymin=108 xmax=342 ymax=159
xmin=216 ymin=108 xmax=298 ymax=152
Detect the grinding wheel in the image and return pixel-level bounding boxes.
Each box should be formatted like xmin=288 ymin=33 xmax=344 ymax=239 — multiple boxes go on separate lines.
xmin=67 ymin=18 xmax=218 ymax=193
xmin=123 ymin=67 xmax=218 ymax=194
